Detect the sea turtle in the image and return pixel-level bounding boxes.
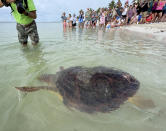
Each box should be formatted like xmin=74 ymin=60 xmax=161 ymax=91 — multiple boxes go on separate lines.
xmin=16 ymin=66 xmax=141 ymax=113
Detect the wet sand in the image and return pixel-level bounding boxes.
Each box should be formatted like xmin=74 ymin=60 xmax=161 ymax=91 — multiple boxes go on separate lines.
xmin=122 ymin=23 xmax=166 ymax=43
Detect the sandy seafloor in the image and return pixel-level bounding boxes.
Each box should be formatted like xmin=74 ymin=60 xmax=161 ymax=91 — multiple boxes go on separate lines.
xmin=0 ymin=22 xmax=166 ymax=131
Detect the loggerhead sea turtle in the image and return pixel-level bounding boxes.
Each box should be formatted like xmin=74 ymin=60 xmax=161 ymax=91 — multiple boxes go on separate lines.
xmin=16 ymin=66 xmax=143 ymax=113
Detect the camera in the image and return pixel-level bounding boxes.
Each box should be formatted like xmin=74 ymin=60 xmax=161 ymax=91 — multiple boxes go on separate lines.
xmin=1 ymin=0 xmax=27 ymax=14
xmin=15 ymin=0 xmax=25 ymax=14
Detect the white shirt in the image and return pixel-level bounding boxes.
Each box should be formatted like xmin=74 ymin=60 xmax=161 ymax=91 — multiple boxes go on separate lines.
xmin=122 ymin=7 xmax=128 ymax=16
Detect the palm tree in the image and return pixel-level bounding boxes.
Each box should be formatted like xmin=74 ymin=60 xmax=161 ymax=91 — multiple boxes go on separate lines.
xmin=108 ymin=0 xmax=116 ymax=9
xmin=96 ymin=8 xmax=101 ymax=14
xmin=117 ymin=0 xmax=122 ymax=6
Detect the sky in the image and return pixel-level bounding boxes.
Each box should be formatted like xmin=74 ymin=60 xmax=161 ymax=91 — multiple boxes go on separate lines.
xmin=0 ymin=0 xmax=126 ymax=22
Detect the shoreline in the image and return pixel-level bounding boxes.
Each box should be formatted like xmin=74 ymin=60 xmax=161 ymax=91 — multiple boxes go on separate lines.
xmin=0 ymin=22 xmax=165 ymax=43
xmin=121 ymin=23 xmax=166 ymax=43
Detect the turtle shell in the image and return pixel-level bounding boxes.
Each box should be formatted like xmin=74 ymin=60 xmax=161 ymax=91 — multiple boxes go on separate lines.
xmin=56 ymin=66 xmax=140 ymax=113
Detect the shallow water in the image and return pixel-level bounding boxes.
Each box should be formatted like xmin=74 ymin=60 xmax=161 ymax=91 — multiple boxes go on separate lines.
xmin=0 ymin=23 xmax=166 ymax=131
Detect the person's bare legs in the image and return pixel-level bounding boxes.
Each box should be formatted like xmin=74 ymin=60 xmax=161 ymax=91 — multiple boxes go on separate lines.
xmin=155 ymin=12 xmax=159 ymax=22
xmin=152 ymin=13 xmax=155 ymax=22
xmin=161 ymin=14 xmax=166 ymax=22
xmin=152 ymin=12 xmax=157 ymax=23
xmin=32 ymin=42 xmax=38 ymax=46
xmin=158 ymin=12 xmax=163 ymax=22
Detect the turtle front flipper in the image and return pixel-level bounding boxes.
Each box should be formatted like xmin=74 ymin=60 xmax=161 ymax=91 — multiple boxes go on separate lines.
xmin=128 ymin=95 xmax=155 ymax=110
xmin=15 ymin=86 xmax=58 ymax=92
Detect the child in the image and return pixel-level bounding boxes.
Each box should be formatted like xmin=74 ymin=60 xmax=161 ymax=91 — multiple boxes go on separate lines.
xmin=61 ymin=12 xmax=67 ymax=28
xmin=106 ymin=21 xmax=111 ymax=29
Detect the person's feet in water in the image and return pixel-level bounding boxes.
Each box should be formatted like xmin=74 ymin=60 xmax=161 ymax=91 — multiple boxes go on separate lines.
xmin=32 ymin=42 xmax=38 ymax=46
xmin=22 ymin=42 xmax=28 ymax=47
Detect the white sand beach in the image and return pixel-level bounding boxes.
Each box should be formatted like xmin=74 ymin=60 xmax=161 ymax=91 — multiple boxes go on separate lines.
xmin=122 ymin=23 xmax=166 ymax=43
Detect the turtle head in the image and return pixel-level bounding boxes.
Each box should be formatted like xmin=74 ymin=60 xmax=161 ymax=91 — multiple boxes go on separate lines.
xmin=60 ymin=66 xmax=64 ymax=71
xmin=38 ymin=67 xmax=64 ymax=85
xmin=38 ymin=74 xmax=58 ymax=85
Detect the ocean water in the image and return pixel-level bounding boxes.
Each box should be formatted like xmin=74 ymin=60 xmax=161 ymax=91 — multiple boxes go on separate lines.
xmin=0 ymin=23 xmax=166 ymax=131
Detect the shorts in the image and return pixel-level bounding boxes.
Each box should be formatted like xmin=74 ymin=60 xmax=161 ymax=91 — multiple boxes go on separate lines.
xmin=152 ymin=10 xmax=156 ymax=13
xmin=92 ymin=20 xmax=96 ymax=25
xmin=122 ymin=15 xmax=126 ymax=19
xmin=16 ymin=21 xmax=39 ymax=44
xmin=156 ymin=10 xmax=163 ymax=13
xmin=72 ymin=23 xmax=76 ymax=27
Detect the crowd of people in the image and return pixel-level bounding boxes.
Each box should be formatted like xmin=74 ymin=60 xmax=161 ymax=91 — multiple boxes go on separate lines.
xmin=61 ymin=0 xmax=166 ymax=29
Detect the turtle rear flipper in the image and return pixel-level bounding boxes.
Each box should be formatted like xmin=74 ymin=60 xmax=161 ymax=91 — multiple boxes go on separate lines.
xmin=128 ymin=95 xmax=155 ymax=109
xmin=15 ymin=86 xmax=58 ymax=92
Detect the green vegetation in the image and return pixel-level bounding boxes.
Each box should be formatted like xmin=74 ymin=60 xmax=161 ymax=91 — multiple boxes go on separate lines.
xmin=108 ymin=0 xmax=116 ymax=9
